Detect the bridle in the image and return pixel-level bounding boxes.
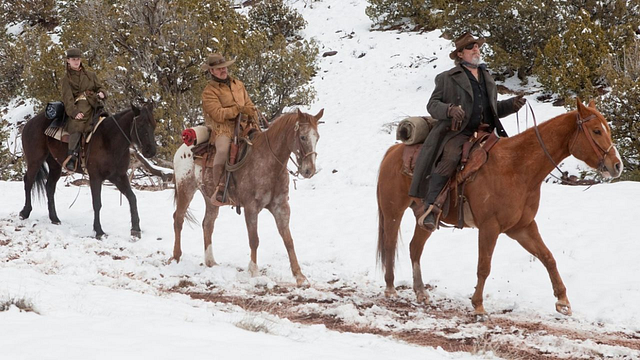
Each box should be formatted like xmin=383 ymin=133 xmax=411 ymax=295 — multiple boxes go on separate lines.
xmin=569 ymin=113 xmax=614 ymax=172
xmin=265 ymin=120 xmax=318 ymax=177
xmin=112 ymin=111 xmax=147 ymax=150
xmin=527 ymin=103 xmax=613 ymax=183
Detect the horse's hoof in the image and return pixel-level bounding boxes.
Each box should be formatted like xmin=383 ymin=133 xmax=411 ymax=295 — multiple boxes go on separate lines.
xmin=169 ymin=256 xmax=180 ymax=264
xmin=415 ymin=290 xmax=430 ymax=305
xmin=474 ymin=313 xmax=489 ymax=322
xmin=384 ymin=287 xmax=398 ymax=298
xmin=295 ymin=274 xmax=310 ymax=287
xmin=51 ymin=219 xmax=61 ymax=225
xmin=248 ymin=261 xmax=259 ymax=277
xmin=556 ymin=301 xmax=572 ymax=316
xmin=131 ymin=230 xmax=141 ymax=239
xmin=204 ymin=258 xmax=217 ymax=267
xmin=95 ymin=233 xmax=106 ymax=240
xmin=19 ymin=211 xmax=29 ymax=220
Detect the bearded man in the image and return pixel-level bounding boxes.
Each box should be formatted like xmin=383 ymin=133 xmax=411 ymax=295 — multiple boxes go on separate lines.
xmin=409 ymin=32 xmax=527 ymax=230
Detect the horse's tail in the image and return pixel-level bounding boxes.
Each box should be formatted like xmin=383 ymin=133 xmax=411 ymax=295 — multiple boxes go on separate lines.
xmin=31 ymin=164 xmax=49 ymax=200
xmin=376 ymin=146 xmax=398 ymax=273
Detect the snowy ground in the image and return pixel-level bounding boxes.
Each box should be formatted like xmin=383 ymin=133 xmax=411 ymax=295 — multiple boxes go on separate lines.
xmin=1 ymin=0 xmax=639 ymax=359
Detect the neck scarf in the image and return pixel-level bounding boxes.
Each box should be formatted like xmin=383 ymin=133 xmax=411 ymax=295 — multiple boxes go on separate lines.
xmin=461 ymin=61 xmax=486 ymax=70
xmin=213 ymin=75 xmax=231 ymax=87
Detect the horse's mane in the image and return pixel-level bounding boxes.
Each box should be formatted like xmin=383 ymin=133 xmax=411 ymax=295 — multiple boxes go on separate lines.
xmin=252 ymin=111 xmax=307 ymax=147
xmin=506 ymin=109 xmax=578 ymax=145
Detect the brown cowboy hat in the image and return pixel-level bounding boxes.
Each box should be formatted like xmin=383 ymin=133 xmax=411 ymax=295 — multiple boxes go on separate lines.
xmin=200 ymin=53 xmax=236 ymax=71
xmin=449 ymin=32 xmax=485 ymax=60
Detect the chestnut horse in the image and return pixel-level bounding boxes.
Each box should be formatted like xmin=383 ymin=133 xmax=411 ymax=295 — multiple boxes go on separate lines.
xmin=376 ymin=100 xmax=622 ymax=317
xmin=172 ymin=109 xmax=323 ymax=286
xmin=20 ymin=103 xmax=157 ymax=239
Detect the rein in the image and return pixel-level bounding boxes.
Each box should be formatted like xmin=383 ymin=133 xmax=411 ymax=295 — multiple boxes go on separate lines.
xmin=111 ymin=112 xmax=143 ymax=149
xmin=527 ymin=102 xmax=610 ymax=185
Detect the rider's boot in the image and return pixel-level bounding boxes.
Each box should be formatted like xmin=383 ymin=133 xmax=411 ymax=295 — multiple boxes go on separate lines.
xmin=418 ymin=174 xmax=449 ymax=231
xmin=209 ymin=164 xmax=227 ymax=206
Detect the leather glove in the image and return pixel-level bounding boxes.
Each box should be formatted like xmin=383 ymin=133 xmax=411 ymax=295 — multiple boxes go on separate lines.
xmin=513 ymin=94 xmax=526 ymax=112
xmin=238 ymin=105 xmax=254 ymax=117
xmin=447 ymin=105 xmax=465 ymax=131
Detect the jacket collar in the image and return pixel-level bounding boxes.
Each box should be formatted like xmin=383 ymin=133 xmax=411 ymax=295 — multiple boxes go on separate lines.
xmin=209 ymin=76 xmax=236 ymax=88
xmin=449 ymin=65 xmax=473 ymax=98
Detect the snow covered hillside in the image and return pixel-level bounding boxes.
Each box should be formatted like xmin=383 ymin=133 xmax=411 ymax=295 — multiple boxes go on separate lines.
xmin=1 ymin=1 xmax=639 ymax=359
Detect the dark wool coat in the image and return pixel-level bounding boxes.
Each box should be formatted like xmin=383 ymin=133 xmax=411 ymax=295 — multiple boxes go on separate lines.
xmin=61 ymin=65 xmax=106 ymax=134
xmin=408 ymin=64 xmax=519 ymax=199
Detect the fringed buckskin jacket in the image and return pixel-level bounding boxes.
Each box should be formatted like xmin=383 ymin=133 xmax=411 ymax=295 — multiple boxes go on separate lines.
xmin=202 ymin=76 xmax=258 ymax=144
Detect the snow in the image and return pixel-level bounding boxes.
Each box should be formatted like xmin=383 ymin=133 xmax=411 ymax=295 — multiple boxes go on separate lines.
xmin=1 ymin=0 xmax=639 ymax=359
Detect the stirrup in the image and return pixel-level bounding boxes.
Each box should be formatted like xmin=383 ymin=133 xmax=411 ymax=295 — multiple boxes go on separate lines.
xmin=209 ymin=185 xmax=234 ymax=207
xmin=417 ymin=204 xmax=440 ymax=231
xmin=62 ymin=155 xmax=77 ymax=173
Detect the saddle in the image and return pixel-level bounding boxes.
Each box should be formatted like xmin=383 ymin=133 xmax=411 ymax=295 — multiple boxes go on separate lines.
xmin=192 ymin=126 xmax=258 ymax=208
xmin=403 ymin=129 xmax=500 ymax=229
xmin=44 ymin=101 xmax=107 ymax=144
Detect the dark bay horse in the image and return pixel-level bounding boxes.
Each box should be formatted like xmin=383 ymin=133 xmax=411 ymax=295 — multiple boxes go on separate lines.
xmin=172 ymin=109 xmax=323 ymax=286
xmin=377 ymin=99 xmax=622 ymax=318
xmin=20 ymin=103 xmax=157 ymax=239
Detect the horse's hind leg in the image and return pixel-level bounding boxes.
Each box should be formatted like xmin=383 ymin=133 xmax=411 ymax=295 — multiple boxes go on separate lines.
xmin=506 ymin=221 xmax=571 ymax=316
xmin=19 ymin=165 xmax=39 ymax=220
xmin=110 ymin=173 xmax=141 ymax=238
xmin=171 ymin=180 xmax=197 ymax=263
xmin=379 ymin=205 xmax=403 ymax=298
xmin=20 ymin=157 xmax=49 ymax=220
xmin=45 ymin=155 xmax=62 ymax=224
xmin=267 ymin=201 xmax=309 ymax=287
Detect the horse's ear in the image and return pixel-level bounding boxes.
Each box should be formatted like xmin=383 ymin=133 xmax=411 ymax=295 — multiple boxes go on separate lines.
xmin=588 ymin=99 xmax=596 ymax=108
xmin=576 ymin=97 xmax=585 ymax=112
xmin=131 ymin=103 xmax=141 ymax=116
xmin=297 ymin=108 xmax=303 ymax=116
xmin=314 ymin=108 xmax=324 ymax=121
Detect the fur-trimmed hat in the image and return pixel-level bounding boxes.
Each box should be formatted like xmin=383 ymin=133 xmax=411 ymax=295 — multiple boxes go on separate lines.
xmin=200 ymin=53 xmax=235 ymax=71
xmin=449 ymin=32 xmax=485 ymax=60
xmin=66 ymin=48 xmax=83 ymax=58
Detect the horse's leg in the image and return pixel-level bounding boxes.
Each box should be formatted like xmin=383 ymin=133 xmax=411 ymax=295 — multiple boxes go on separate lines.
xmin=379 ymin=203 xmax=403 ymax=298
xmin=201 ymin=199 xmax=220 ymax=267
xmin=109 ymin=173 xmax=141 ymax=238
xmin=89 ymin=177 xmax=106 ymax=239
xmin=171 ymin=181 xmax=197 ymax=263
xmin=471 ymin=222 xmax=500 ymax=319
xmin=268 ymin=201 xmax=309 ymax=287
xmin=19 ymin=162 xmax=43 ymax=220
xmin=44 ymin=155 xmax=62 ymax=224
xmin=409 ymin=203 xmax=432 ymax=304
xmin=506 ymin=221 xmax=571 ymax=316
xmin=243 ymin=207 xmax=260 ymax=277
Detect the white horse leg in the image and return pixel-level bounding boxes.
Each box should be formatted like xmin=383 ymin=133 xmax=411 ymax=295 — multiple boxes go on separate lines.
xmin=172 ymin=144 xmax=198 ymax=263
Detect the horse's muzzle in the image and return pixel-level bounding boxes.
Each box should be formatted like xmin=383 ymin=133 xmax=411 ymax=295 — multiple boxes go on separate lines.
xmin=142 ymin=145 xmax=157 ymax=158
xmin=602 ymin=148 xmax=623 ymax=179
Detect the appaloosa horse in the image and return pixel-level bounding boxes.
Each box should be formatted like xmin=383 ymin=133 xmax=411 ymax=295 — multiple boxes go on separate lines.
xmin=376 ymin=99 xmax=622 ymax=318
xmin=172 ymin=109 xmax=323 ymax=286
xmin=20 ymin=103 xmax=157 ymax=239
